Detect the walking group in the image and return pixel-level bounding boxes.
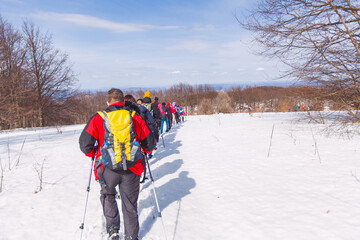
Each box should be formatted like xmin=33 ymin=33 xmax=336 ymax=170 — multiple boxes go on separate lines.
xmin=141 ymin=91 xmax=185 ymax=136
xmin=79 ymin=88 xmax=185 ymax=240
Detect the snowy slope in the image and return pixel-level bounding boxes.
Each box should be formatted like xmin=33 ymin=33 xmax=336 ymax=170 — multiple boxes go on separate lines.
xmin=0 ymin=112 xmax=360 ymax=240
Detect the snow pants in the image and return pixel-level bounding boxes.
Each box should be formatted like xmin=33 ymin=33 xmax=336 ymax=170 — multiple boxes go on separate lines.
xmin=175 ymin=112 xmax=180 ymax=124
xmin=160 ymin=118 xmax=169 ymax=134
xmin=155 ymin=118 xmax=161 ymax=129
xmin=168 ymin=115 xmax=172 ymax=130
xmin=100 ymin=166 xmax=140 ymax=240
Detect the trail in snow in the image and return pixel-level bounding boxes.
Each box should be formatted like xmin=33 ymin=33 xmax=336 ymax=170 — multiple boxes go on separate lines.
xmin=0 ymin=112 xmax=360 ymax=240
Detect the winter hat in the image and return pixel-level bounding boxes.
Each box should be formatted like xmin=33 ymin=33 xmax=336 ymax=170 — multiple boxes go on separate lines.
xmin=166 ymin=102 xmax=171 ymax=107
xmin=144 ymin=91 xmax=151 ymax=98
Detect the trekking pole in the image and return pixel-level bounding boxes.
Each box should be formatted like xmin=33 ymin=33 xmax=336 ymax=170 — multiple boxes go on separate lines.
xmin=144 ymin=154 xmax=168 ymax=240
xmin=161 ymin=133 xmax=165 ymax=148
xmin=80 ymin=146 xmax=96 ymax=240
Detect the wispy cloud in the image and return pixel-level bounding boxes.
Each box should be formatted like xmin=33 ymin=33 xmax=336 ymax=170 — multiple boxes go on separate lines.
xmin=2 ymin=0 xmax=24 ymax=4
xmin=33 ymin=12 xmax=182 ymax=33
xmin=256 ymin=67 xmax=265 ymax=71
xmin=190 ymin=24 xmax=216 ymax=32
xmin=168 ymin=70 xmax=181 ymax=74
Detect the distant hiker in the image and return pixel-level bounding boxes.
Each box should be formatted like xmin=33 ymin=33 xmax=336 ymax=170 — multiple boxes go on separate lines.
xmin=170 ymin=102 xmax=176 ymax=125
xmin=159 ymin=102 xmax=169 ymax=133
xmin=295 ymin=105 xmax=298 ymax=112
xmin=172 ymin=102 xmax=180 ymax=124
xmin=179 ymin=106 xmax=185 ymax=122
xmin=288 ymin=105 xmax=291 ymax=112
xmin=248 ymin=106 xmax=252 ymax=115
xmin=79 ymin=88 xmax=155 ymax=240
xmin=143 ymin=91 xmax=152 ymax=112
xmin=151 ymin=97 xmax=161 ymax=129
xmin=174 ymin=104 xmax=180 ymax=124
xmin=166 ymin=102 xmax=172 ymax=130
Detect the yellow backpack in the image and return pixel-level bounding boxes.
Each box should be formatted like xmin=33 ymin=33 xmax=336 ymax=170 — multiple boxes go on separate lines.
xmin=98 ymin=108 xmax=140 ymax=170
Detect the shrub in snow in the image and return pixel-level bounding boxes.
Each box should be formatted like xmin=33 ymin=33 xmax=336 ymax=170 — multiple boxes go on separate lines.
xmin=197 ymin=98 xmax=215 ymax=115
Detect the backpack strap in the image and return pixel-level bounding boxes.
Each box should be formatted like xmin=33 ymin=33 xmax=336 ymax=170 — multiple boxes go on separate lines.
xmin=130 ymin=109 xmax=136 ymax=118
xmin=97 ymin=111 xmax=106 ymax=119
xmin=97 ymin=111 xmax=111 ymax=134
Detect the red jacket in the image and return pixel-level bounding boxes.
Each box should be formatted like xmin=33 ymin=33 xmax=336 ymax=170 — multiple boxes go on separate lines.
xmin=79 ymin=102 xmax=155 ymax=178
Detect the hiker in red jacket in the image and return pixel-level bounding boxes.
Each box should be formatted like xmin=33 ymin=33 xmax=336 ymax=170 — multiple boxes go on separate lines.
xmin=166 ymin=102 xmax=173 ymax=130
xmin=79 ymin=88 xmax=155 ymax=240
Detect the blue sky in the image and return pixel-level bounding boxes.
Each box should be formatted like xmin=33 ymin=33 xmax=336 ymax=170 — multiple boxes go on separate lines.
xmin=0 ymin=0 xmax=284 ymax=90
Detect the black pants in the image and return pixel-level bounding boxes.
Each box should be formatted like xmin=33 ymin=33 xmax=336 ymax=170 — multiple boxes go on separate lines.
xmin=100 ymin=167 xmax=140 ymax=240
xmin=155 ymin=119 xmax=161 ymax=129
xmin=175 ymin=113 xmax=180 ymax=124
xmin=169 ymin=116 xmax=173 ymax=129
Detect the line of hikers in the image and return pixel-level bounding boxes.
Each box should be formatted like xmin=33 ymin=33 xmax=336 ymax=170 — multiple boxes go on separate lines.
xmin=79 ymin=88 xmax=185 ymax=240
xmin=141 ymin=91 xmax=185 ymax=135
xmin=288 ymin=105 xmax=310 ymax=112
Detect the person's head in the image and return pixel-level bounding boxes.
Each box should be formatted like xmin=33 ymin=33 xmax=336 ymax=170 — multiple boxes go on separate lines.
xmin=154 ymin=97 xmax=159 ymax=102
xmin=107 ymin=88 xmax=124 ymax=105
xmin=144 ymin=91 xmax=151 ymax=99
xmin=124 ymin=94 xmax=136 ymax=104
xmin=137 ymin=99 xmax=143 ymax=105
xmin=162 ymin=102 xmax=166 ymax=106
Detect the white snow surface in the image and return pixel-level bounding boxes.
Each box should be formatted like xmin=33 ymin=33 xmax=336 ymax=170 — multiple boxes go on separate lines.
xmin=0 ymin=112 xmax=360 ymax=240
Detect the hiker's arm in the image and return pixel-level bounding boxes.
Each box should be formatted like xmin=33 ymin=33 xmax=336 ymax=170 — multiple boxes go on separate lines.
xmin=79 ymin=114 xmax=100 ymax=157
xmin=133 ymin=115 xmax=156 ymax=153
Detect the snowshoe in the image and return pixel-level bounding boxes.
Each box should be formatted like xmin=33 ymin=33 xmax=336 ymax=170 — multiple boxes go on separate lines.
xmin=108 ymin=230 xmax=120 ymax=240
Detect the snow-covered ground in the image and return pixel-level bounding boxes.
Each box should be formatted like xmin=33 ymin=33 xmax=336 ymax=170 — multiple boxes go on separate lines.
xmin=0 ymin=112 xmax=360 ymax=240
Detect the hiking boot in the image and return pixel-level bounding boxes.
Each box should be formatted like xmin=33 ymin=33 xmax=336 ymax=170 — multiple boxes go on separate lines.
xmin=109 ymin=229 xmax=120 ymax=240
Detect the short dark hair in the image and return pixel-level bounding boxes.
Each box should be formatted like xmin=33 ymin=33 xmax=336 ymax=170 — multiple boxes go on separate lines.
xmin=154 ymin=97 xmax=159 ymax=101
xmin=107 ymin=88 xmax=124 ymax=102
xmin=137 ymin=98 xmax=143 ymax=104
xmin=124 ymin=94 xmax=136 ymax=103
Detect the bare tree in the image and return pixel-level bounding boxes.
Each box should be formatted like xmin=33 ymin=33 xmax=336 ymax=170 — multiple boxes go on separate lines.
xmin=241 ymin=0 xmax=360 ymax=121
xmin=0 ymin=16 xmax=28 ymax=129
xmin=65 ymin=90 xmax=107 ymax=124
xmin=22 ymin=21 xmax=76 ymax=127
